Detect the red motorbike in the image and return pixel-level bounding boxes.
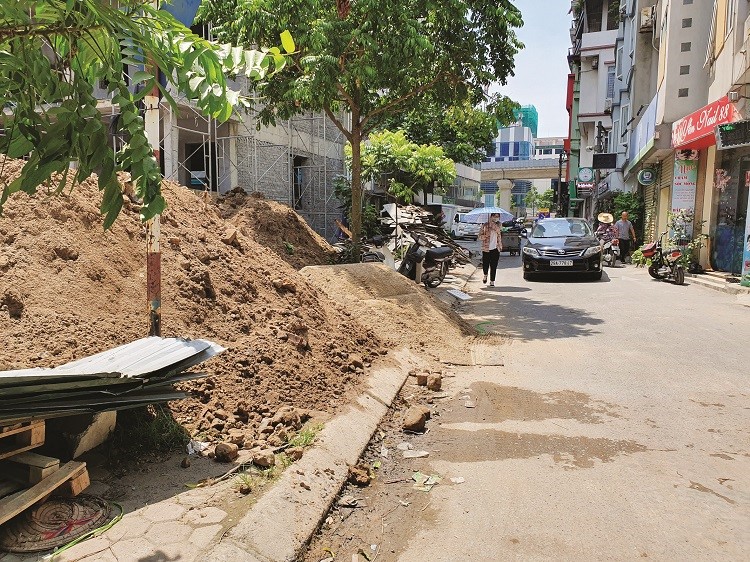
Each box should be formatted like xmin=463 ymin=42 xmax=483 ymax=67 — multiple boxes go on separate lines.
xmin=641 ymin=231 xmax=685 ymax=285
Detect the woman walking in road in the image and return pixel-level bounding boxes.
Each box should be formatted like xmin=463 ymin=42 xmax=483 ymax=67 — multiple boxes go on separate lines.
xmin=480 ymin=213 xmax=503 ymax=286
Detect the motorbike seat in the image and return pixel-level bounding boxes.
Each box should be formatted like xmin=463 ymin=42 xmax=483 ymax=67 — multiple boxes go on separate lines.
xmin=425 ymin=246 xmax=453 ymax=260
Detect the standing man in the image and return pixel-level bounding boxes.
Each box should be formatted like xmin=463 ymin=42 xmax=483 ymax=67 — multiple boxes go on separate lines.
xmin=615 ymin=211 xmax=637 ymax=264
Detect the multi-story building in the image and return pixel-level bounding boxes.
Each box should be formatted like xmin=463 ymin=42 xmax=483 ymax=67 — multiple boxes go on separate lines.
xmin=514 ymin=105 xmax=539 ymax=138
xmin=687 ymin=0 xmax=750 ymax=282
xmin=568 ymin=0 xmax=620 ymax=219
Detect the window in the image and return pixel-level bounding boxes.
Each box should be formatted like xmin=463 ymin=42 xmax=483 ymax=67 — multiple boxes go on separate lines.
xmin=607 ymin=65 xmax=616 ymax=98
xmin=682 ymin=18 xmax=692 ymax=28
xmin=678 ymin=88 xmax=689 ymax=97
xmin=725 ymin=0 xmax=736 ymax=38
xmin=620 ymin=104 xmax=630 ymax=146
xmin=616 ymin=46 xmax=624 ymax=78
xmin=681 ymin=42 xmax=692 ymax=52
xmin=612 ymin=119 xmax=620 ymax=152
xmin=293 ymin=155 xmax=307 ymax=209
xmin=683 ymin=0 xmax=693 ymax=4
xmin=680 ymin=65 xmax=690 ymax=75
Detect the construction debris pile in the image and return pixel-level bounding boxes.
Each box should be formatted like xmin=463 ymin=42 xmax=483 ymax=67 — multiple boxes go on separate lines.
xmin=0 ymin=337 xmax=224 ymax=425
xmin=379 ymin=204 xmax=473 ymax=265
xmin=0 ymin=156 xmax=384 ymax=444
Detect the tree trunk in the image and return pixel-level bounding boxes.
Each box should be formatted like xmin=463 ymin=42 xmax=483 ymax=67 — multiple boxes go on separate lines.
xmin=349 ymin=125 xmax=363 ymax=247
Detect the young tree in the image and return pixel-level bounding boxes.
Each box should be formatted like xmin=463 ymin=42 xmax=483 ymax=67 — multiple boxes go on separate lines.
xmin=350 ymin=130 xmax=456 ymax=202
xmin=0 ymin=0 xmax=289 ymax=227
xmin=198 ymin=0 xmax=523 ymax=243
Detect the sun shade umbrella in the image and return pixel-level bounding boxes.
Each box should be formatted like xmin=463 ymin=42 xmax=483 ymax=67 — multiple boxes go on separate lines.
xmin=461 ymin=206 xmax=515 ymax=224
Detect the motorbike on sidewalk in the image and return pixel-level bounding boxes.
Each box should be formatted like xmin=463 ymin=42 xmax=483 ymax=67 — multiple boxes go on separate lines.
xmin=397 ymin=233 xmax=454 ymax=288
xmin=641 ymin=231 xmax=685 ymax=285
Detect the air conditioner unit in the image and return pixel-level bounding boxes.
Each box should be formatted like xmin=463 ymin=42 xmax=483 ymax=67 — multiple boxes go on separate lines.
xmin=604 ymin=98 xmax=613 ymax=114
xmin=640 ymin=7 xmax=655 ymax=32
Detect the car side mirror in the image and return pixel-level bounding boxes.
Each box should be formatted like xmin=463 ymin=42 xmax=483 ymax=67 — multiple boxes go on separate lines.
xmin=521 ymin=229 xmax=528 ymax=239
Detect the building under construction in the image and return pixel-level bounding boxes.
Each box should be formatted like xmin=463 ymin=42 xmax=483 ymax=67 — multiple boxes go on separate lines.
xmin=157 ymin=78 xmax=348 ymax=240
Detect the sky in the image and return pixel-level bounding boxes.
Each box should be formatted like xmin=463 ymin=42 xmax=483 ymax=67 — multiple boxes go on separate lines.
xmin=491 ymin=0 xmax=572 ymax=139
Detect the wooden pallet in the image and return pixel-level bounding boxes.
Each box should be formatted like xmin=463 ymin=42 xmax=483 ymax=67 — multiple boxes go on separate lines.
xmin=0 ymin=421 xmax=45 ymax=461
xmin=1 ymin=452 xmax=61 ymax=485
xmin=0 ymin=461 xmax=88 ymax=526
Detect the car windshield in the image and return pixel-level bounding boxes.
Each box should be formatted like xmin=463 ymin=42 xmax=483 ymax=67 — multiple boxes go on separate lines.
xmin=531 ymin=219 xmax=592 ymax=238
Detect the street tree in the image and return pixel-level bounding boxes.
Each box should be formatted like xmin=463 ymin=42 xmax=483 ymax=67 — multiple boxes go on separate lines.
xmin=0 ymin=0 xmax=290 ymax=227
xmin=349 ymin=130 xmax=456 ymax=203
xmin=198 ymin=0 xmax=523 ymax=243
xmin=524 ymin=186 xmax=554 ymax=215
xmin=377 ymin=96 xmax=518 ymax=165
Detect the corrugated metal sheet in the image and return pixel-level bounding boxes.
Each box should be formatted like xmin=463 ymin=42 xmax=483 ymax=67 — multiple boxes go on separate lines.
xmin=0 ymin=337 xmax=226 ymax=425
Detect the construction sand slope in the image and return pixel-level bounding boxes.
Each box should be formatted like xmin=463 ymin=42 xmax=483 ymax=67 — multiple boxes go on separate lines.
xmin=216 ymin=189 xmax=335 ymax=270
xmin=301 ymin=264 xmax=488 ymax=365
xmin=0 ymin=156 xmax=383 ymax=439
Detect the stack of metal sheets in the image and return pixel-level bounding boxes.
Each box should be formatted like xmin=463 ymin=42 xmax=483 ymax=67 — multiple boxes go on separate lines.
xmin=0 ymin=337 xmax=225 ymax=425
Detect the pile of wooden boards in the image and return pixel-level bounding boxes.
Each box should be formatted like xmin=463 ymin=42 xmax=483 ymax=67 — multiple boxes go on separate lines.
xmin=0 ymin=421 xmax=90 ymax=526
xmin=0 ymin=336 xmax=225 ymax=425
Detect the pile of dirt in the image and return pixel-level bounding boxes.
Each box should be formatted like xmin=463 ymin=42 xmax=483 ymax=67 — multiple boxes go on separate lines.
xmin=0 ymin=156 xmax=384 ymax=442
xmin=216 ymin=188 xmax=336 ymax=269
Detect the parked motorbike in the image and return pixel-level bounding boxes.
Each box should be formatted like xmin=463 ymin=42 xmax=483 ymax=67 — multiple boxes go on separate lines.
xmin=598 ymin=236 xmax=620 ymax=267
xmin=641 ymin=231 xmax=685 ymax=285
xmin=333 ymin=235 xmax=389 ymax=263
xmin=397 ymin=233 xmax=454 ymax=288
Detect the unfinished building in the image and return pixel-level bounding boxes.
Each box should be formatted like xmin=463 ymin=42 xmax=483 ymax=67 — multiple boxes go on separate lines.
xmin=158 ymin=77 xmax=347 ymax=239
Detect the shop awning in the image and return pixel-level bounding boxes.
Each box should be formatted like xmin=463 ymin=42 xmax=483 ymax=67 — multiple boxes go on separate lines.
xmin=672 ymin=96 xmax=741 ymax=150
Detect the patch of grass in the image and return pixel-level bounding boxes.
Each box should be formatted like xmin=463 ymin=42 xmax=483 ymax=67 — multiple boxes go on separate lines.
xmin=234 ymin=452 xmax=294 ymax=493
xmin=283 ymin=241 xmax=295 ymax=255
xmin=288 ymin=422 xmax=324 ymax=448
xmin=107 ymin=405 xmax=189 ymax=458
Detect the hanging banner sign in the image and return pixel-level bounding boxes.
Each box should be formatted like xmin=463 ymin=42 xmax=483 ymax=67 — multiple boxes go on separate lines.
xmin=672 ymin=96 xmax=740 ymax=149
xmin=671 ymin=157 xmax=698 ymax=236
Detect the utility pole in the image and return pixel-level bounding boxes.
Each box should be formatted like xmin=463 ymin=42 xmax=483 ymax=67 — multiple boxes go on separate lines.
xmin=144 ymin=0 xmax=161 ymax=337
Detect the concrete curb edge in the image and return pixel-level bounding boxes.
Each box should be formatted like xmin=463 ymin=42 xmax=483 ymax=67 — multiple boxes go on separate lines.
xmin=206 ymin=349 xmax=421 ymax=562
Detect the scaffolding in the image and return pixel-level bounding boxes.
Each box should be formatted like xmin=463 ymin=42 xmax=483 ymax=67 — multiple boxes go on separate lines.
xmin=158 ymin=79 xmax=347 ymax=240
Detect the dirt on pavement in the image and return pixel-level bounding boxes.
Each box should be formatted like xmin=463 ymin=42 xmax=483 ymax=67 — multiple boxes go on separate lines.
xmin=0 ymin=156 xmax=384 ymax=444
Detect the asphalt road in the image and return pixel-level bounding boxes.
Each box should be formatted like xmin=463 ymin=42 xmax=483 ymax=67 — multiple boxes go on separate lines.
xmin=400 ymin=246 xmax=750 ymax=560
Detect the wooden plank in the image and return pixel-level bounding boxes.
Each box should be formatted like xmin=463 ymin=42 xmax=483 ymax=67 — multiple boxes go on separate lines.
xmin=1 ymin=453 xmax=60 ymax=485
xmin=0 ymin=461 xmax=86 ymax=526
xmin=0 ymin=421 xmax=45 ymax=461
xmin=7 ymin=451 xmax=59 ymax=469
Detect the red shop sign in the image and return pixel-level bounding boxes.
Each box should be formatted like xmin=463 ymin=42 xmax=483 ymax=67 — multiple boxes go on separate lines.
xmin=672 ymin=96 xmax=741 ymax=149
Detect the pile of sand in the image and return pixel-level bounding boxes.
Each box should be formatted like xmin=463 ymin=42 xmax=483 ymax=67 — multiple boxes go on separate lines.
xmin=216 ymin=189 xmax=335 ymax=270
xmin=0 ymin=156 xmax=384 ymax=441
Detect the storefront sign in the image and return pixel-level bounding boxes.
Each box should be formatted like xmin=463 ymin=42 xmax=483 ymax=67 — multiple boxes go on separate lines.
xmin=638 ymin=168 xmax=657 ymax=186
xmin=672 ymin=96 xmax=740 ymax=149
xmin=671 ymin=157 xmax=698 ymax=235
xmin=716 ymin=119 xmax=750 ymax=150
xmin=576 ymin=181 xmax=594 ymax=196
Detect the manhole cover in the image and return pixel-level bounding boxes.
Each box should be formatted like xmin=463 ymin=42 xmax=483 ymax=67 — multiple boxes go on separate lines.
xmin=0 ymin=495 xmax=111 ymax=553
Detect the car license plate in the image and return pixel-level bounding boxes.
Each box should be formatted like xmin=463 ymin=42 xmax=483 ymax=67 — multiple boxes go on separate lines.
xmin=550 ymin=260 xmax=573 ymax=267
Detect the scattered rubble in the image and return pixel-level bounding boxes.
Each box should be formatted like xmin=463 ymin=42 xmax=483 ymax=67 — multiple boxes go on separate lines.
xmin=402 ymin=406 xmax=428 ymax=433
xmin=215 ymin=442 xmax=239 ymax=463
xmin=347 ymin=463 xmax=372 ymax=487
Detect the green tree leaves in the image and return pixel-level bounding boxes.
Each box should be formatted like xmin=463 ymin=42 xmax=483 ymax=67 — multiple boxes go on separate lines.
xmin=347 ymin=130 xmax=456 ymax=202
xmin=199 ymin=0 xmax=523 ymax=242
xmin=0 ymin=0 xmax=288 ymax=227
